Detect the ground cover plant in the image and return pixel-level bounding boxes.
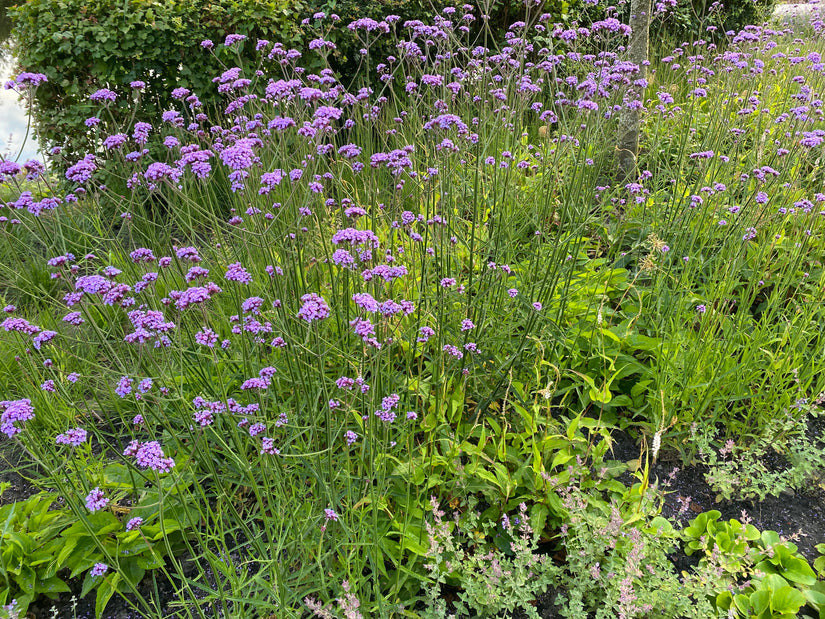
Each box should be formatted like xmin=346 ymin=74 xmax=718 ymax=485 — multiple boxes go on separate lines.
xmin=1 ymin=1 xmax=825 ymax=617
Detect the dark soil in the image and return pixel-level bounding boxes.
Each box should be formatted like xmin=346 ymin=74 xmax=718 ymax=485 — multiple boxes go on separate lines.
xmin=608 ymin=429 xmax=825 ymax=562
xmin=508 ymin=429 xmax=825 ymax=619
xmin=0 ymin=441 xmax=40 ymax=506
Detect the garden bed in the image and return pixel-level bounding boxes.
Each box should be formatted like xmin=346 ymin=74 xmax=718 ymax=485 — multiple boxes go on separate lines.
xmin=1 ymin=2 xmax=825 ymax=618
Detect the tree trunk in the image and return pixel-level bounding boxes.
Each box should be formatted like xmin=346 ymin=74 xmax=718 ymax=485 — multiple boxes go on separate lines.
xmin=616 ymin=0 xmax=652 ymax=184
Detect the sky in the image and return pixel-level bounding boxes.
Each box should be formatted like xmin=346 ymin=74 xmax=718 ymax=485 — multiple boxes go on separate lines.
xmin=0 ymin=55 xmax=41 ymax=163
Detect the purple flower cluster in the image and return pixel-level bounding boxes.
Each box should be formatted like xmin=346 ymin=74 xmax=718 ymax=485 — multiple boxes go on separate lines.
xmin=375 ymin=393 xmax=401 ymax=422
xmin=56 ymin=428 xmax=88 ymax=446
xmin=297 ymin=293 xmax=330 ymax=323
xmin=126 ymin=517 xmax=143 ymax=531
xmin=0 ymin=399 xmax=35 ymax=437
xmin=225 ymin=262 xmax=253 ymax=284
xmin=65 ymin=154 xmax=97 ymax=184
xmin=85 ymin=487 xmax=109 ymax=512
xmin=195 ymin=328 xmax=219 ymax=347
xmin=90 ymin=563 xmax=108 ymax=577
xmin=169 ymin=283 xmax=222 ymax=310
xmin=123 ymin=440 xmax=176 ymax=473
xmin=125 ymin=309 xmax=176 ymax=345
xmin=89 ymin=88 xmax=117 ymax=102
xmin=331 ymin=228 xmax=380 ymax=249
xmin=2 ymin=317 xmax=41 ymax=335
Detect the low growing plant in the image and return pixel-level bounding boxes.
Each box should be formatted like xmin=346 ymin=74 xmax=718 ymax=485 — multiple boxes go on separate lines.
xmin=682 ymin=511 xmax=825 ymax=618
xmin=0 ymin=480 xmax=191 ymax=618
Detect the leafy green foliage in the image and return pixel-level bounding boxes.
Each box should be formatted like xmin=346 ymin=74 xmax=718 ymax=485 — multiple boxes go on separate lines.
xmin=0 ymin=482 xmax=190 ymax=618
xmin=692 ymin=407 xmax=825 ymax=502
xmin=1 ymin=2 xmax=824 ymax=617
xmin=653 ymin=0 xmax=776 ymax=43
xmin=0 ymin=491 xmax=72 ymax=614
xmin=682 ymin=512 xmax=824 ymax=619
xmin=9 ymin=0 xmax=307 ymax=164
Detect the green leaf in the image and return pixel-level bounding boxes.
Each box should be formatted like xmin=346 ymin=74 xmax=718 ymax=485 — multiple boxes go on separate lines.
xmin=119 ymin=559 xmax=145 ymax=588
xmin=779 ymin=556 xmax=816 ymax=586
xmin=64 ymin=536 xmax=99 ymax=577
xmin=803 ymin=587 xmax=825 ymax=608
xmin=81 ymin=569 xmax=98 ymax=599
xmin=96 ymin=574 xmax=120 ymax=619
xmin=550 ymin=452 xmax=574 ymax=470
xmin=761 ymin=530 xmax=781 ymax=548
xmin=566 ymin=414 xmax=581 ymax=440
xmin=56 ymin=535 xmax=81 ymax=567
xmin=13 ymin=566 xmax=36 ymax=597
xmin=648 ymin=516 xmax=673 ymax=533
xmin=530 ymin=503 xmax=549 ymax=536
xmin=3 ymin=531 xmax=34 ymax=555
xmin=609 ymin=394 xmax=633 ymax=407
xmin=769 ymin=586 xmax=806 ymax=614
xmin=150 ymin=519 xmax=184 ymax=541
xmin=103 ymin=463 xmax=138 ymax=489
xmin=136 ymin=554 xmax=164 ymax=570
xmin=62 ymin=512 xmax=120 ymax=538
xmin=733 ymin=593 xmax=751 ymax=614
xmin=35 ymin=576 xmax=71 ymax=595
xmin=749 ymin=589 xmax=770 ymax=614
xmin=743 ymin=524 xmax=761 ymax=541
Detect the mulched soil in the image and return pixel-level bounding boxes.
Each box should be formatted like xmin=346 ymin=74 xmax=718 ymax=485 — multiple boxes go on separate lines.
xmin=608 ymin=429 xmax=825 ymax=562
xmin=0 ymin=441 xmax=40 ymax=506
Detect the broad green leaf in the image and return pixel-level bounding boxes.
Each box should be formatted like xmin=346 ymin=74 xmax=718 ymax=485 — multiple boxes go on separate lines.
xmin=769 ymin=585 xmax=806 ymax=614
xmin=96 ymin=574 xmax=120 ymax=619
xmin=35 ymin=576 xmax=71 ymax=595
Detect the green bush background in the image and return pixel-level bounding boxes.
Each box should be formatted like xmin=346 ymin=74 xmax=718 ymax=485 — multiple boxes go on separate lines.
xmin=8 ymin=0 xmax=310 ymax=163
xmin=7 ymin=0 xmax=776 ymax=166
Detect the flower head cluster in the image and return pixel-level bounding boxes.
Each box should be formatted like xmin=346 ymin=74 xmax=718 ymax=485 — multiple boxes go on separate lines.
xmin=123 ymin=440 xmax=176 ymax=473
xmin=85 ymin=487 xmax=109 ymax=512
xmin=56 ymin=428 xmax=88 ymax=446
xmin=297 ymin=293 xmax=330 ymax=323
xmin=331 ymin=228 xmax=380 ymax=249
xmin=0 ymin=399 xmax=35 ymax=438
xmin=225 ymin=262 xmax=253 ymax=284
xmin=170 ymin=283 xmax=222 ymax=310
xmin=126 ymin=517 xmax=143 ymax=531
xmin=89 ymin=88 xmax=117 ymax=102
xmin=90 ymin=563 xmax=108 ymax=577
xmin=375 ymin=393 xmax=400 ymax=422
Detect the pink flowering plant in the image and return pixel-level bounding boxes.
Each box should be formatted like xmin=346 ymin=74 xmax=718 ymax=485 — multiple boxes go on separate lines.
xmin=1 ymin=2 xmax=825 ymax=617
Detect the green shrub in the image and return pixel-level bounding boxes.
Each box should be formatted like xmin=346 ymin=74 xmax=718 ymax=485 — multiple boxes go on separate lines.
xmin=300 ymin=0 xmax=570 ymax=83
xmin=8 ymin=0 xmax=775 ymax=170
xmin=9 ymin=0 xmax=308 ymax=164
xmin=651 ymin=0 xmax=777 ymax=43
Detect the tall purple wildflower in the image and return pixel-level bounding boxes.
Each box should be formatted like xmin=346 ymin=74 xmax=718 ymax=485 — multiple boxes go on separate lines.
xmin=225 ymin=262 xmax=252 ymax=284
xmin=0 ymin=399 xmax=35 ymax=437
xmin=85 ymin=487 xmax=109 ymax=512
xmin=56 ymin=428 xmax=88 ymax=446
xmin=123 ymin=440 xmax=176 ymax=473
xmin=297 ymin=294 xmax=330 ymax=323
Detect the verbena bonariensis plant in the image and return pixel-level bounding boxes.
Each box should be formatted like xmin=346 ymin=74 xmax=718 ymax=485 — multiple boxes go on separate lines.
xmin=1 ymin=2 xmax=825 ymax=617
